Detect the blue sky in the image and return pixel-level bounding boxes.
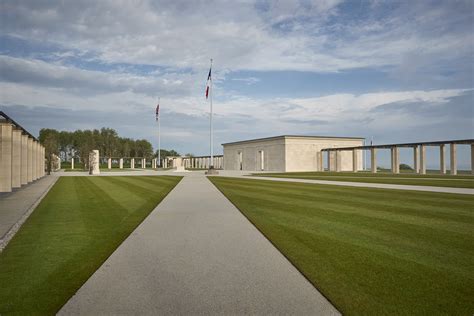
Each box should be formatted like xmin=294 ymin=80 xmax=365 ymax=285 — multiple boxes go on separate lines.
xmin=0 ymin=0 xmax=473 ymax=168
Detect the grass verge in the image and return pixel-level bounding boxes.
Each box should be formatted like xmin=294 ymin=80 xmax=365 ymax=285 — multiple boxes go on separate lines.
xmin=0 ymin=176 xmax=181 ymax=315
xmin=251 ymin=171 xmax=474 ymax=188
xmin=209 ymin=176 xmax=474 ymax=315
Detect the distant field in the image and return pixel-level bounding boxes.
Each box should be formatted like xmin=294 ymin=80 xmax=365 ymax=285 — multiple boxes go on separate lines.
xmin=209 ymin=177 xmax=474 ymax=315
xmin=251 ymin=171 xmax=474 ymax=188
xmin=0 ymin=176 xmax=181 ymax=315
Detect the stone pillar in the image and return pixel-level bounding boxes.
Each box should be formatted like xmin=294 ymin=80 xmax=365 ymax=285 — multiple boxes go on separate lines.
xmin=32 ymin=141 xmax=38 ymax=180
xmin=413 ymin=146 xmax=419 ymax=173
xmin=41 ymin=146 xmax=45 ymax=176
xmin=420 ymin=145 xmax=426 ymax=175
xmin=119 ymin=158 xmax=123 ymax=169
xmin=89 ymin=150 xmax=100 ymax=175
xmin=71 ymin=158 xmax=74 ymax=170
xmin=36 ymin=142 xmax=41 ymax=179
xmin=142 ymin=158 xmax=146 ymax=169
xmin=11 ymin=129 xmax=22 ymax=188
xmin=131 ymin=158 xmax=135 ymax=169
xmin=352 ymin=149 xmax=358 ymax=172
xmin=471 ymin=144 xmax=474 ymax=175
xmin=335 ymin=151 xmax=342 ymax=172
xmin=370 ymin=148 xmax=377 ymax=173
xmin=0 ymin=123 xmax=13 ymax=192
xmin=450 ymin=144 xmax=457 ymax=175
xmin=20 ymin=134 xmax=28 ymax=185
xmin=108 ymin=158 xmax=112 ymax=169
xmin=391 ymin=147 xmax=399 ymax=174
xmin=439 ymin=144 xmax=446 ymax=174
xmin=27 ymin=138 xmax=33 ymax=182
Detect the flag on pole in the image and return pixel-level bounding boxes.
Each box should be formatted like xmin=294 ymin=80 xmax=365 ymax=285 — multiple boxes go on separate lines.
xmin=155 ymin=103 xmax=160 ymax=121
xmin=205 ymin=67 xmax=212 ymax=99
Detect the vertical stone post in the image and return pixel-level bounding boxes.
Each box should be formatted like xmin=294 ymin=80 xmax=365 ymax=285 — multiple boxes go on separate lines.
xmin=391 ymin=147 xmax=399 ymax=174
xmin=20 ymin=134 xmax=28 ymax=185
xmin=32 ymin=141 xmax=38 ymax=180
xmin=71 ymin=158 xmax=75 ymax=170
xmin=119 ymin=158 xmax=123 ymax=169
xmin=413 ymin=146 xmax=419 ymax=173
xmin=41 ymin=146 xmax=45 ymax=176
xmin=370 ymin=148 xmax=377 ymax=173
xmin=0 ymin=123 xmax=13 ymax=192
xmin=36 ymin=142 xmax=40 ymax=179
xmin=89 ymin=150 xmax=100 ymax=175
xmin=420 ymin=144 xmax=426 ymax=174
xmin=450 ymin=143 xmax=457 ymax=175
xmin=108 ymin=158 xmax=112 ymax=169
xmin=316 ymin=151 xmax=323 ymax=172
xmin=439 ymin=144 xmax=446 ymax=174
xmin=352 ymin=149 xmax=358 ymax=172
xmin=27 ymin=138 xmax=33 ymax=182
xmin=471 ymin=144 xmax=474 ymax=175
xmin=11 ymin=129 xmax=22 ymax=188
xmin=131 ymin=158 xmax=135 ymax=169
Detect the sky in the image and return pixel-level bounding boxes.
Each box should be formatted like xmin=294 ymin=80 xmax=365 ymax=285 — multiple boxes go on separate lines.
xmin=0 ymin=0 xmax=473 ymax=168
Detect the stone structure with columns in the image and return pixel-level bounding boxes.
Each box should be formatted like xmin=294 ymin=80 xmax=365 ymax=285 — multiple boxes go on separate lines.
xmin=223 ymin=135 xmax=364 ymax=172
xmin=0 ymin=111 xmax=45 ymax=193
xmin=322 ymin=139 xmax=474 ymax=174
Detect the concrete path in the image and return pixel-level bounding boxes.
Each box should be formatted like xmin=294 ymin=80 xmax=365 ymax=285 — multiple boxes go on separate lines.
xmin=60 ymin=176 xmax=339 ymax=315
xmin=0 ymin=175 xmax=58 ymax=248
xmin=239 ymin=176 xmax=474 ymax=195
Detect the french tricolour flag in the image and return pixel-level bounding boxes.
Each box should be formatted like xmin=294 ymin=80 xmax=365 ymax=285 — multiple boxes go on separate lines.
xmin=155 ymin=103 xmax=159 ymax=121
xmin=205 ymin=67 xmax=211 ymax=99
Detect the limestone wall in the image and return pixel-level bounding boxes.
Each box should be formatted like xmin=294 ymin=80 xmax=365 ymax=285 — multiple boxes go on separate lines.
xmin=223 ymin=138 xmax=286 ymax=171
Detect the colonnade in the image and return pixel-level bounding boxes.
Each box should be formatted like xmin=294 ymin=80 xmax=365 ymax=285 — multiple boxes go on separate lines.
xmin=180 ymin=156 xmax=224 ymax=169
xmin=322 ymin=139 xmax=474 ymax=174
xmin=0 ymin=115 xmax=45 ymax=193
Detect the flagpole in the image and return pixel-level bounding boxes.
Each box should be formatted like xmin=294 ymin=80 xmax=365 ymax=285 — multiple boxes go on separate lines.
xmin=209 ymin=58 xmax=214 ymax=169
xmin=158 ymin=98 xmax=161 ymax=168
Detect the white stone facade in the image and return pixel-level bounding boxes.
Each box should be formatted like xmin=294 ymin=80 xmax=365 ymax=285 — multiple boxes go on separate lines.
xmin=223 ymin=135 xmax=364 ymax=172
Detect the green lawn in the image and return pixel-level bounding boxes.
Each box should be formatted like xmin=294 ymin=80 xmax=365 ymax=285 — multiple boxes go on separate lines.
xmin=209 ymin=177 xmax=474 ymax=315
xmin=252 ymin=171 xmax=474 ymax=188
xmin=0 ymin=176 xmax=181 ymax=315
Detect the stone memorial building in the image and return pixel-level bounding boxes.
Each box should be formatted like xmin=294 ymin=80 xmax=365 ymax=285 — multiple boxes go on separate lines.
xmin=223 ymin=135 xmax=364 ymax=172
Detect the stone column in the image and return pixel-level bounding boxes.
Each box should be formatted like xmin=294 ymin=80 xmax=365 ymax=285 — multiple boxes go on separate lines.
xmin=71 ymin=158 xmax=75 ymax=170
xmin=142 ymin=158 xmax=146 ymax=169
xmin=36 ymin=142 xmax=40 ymax=179
xmin=420 ymin=145 xmax=426 ymax=174
xmin=108 ymin=158 xmax=112 ymax=169
xmin=450 ymin=144 xmax=457 ymax=175
xmin=32 ymin=141 xmax=38 ymax=180
xmin=471 ymin=144 xmax=474 ymax=175
xmin=131 ymin=158 xmax=135 ymax=169
xmin=352 ymin=149 xmax=358 ymax=172
xmin=0 ymin=122 xmax=13 ymax=192
xmin=413 ymin=146 xmax=419 ymax=173
xmin=335 ymin=151 xmax=342 ymax=172
xmin=41 ymin=146 xmax=45 ymax=176
xmin=391 ymin=147 xmax=399 ymax=174
xmin=439 ymin=144 xmax=446 ymax=174
xmin=20 ymin=134 xmax=28 ymax=185
xmin=370 ymin=148 xmax=377 ymax=173
xmin=119 ymin=158 xmax=123 ymax=169
xmin=27 ymin=138 xmax=33 ymax=182
xmin=11 ymin=129 xmax=22 ymax=188
xmin=89 ymin=150 xmax=100 ymax=175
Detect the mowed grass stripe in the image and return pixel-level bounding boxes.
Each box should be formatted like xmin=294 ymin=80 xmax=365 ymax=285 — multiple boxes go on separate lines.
xmin=209 ymin=177 xmax=474 ymax=315
xmin=0 ymin=176 xmax=181 ymax=315
xmin=253 ymin=172 xmax=474 ymax=188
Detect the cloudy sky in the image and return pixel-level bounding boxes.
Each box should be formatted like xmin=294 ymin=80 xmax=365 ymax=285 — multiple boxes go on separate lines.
xmin=1 ymin=0 xmax=473 ymax=167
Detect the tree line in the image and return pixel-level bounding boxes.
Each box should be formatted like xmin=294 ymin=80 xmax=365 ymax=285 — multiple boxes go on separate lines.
xmin=39 ymin=127 xmax=181 ymax=171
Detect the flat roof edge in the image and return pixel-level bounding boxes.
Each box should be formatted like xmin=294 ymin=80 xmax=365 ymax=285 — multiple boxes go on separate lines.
xmin=222 ymin=135 xmax=365 ymax=146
